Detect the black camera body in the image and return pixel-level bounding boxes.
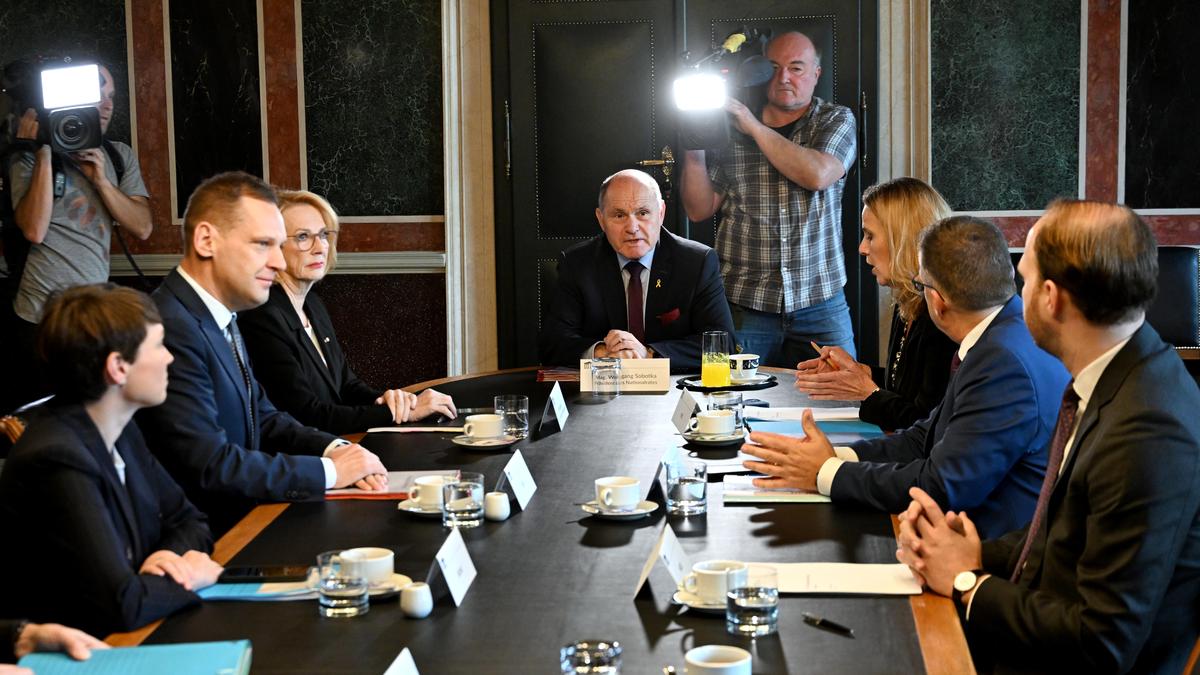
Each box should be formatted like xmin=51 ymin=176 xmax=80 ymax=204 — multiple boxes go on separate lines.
xmin=1 ymin=57 xmax=103 ymax=154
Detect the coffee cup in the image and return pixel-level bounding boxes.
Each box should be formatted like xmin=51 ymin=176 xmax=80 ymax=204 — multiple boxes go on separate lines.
xmin=409 ymin=475 xmax=449 ymax=508
xmin=463 ymin=413 xmax=504 ymax=439
xmin=688 ymin=409 xmax=736 ymax=436
xmin=339 ymin=547 xmax=394 ymax=585
xmin=594 ymin=476 xmax=641 ymax=511
xmin=680 ymin=560 xmax=748 ymax=605
xmin=729 ymin=354 xmax=760 ymax=381
xmin=684 ymin=645 xmax=752 ymax=675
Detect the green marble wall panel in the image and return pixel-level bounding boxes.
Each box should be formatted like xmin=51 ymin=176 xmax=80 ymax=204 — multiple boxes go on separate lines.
xmin=931 ymin=0 xmax=1079 ymax=211
xmin=301 ymin=0 xmax=443 ymax=216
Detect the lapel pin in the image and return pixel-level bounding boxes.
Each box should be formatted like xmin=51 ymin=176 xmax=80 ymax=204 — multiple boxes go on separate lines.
xmin=655 ymin=279 xmax=662 ymax=288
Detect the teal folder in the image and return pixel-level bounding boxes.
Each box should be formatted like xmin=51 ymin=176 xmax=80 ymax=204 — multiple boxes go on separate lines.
xmin=18 ymin=640 xmax=252 ymax=675
xmin=750 ymin=419 xmax=884 ymax=439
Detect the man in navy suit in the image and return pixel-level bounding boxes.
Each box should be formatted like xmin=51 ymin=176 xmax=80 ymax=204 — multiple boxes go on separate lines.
xmin=898 ymin=201 xmax=1200 ymax=672
xmin=136 ymin=172 xmax=386 ymax=535
xmin=538 ymin=169 xmax=734 ymax=371
xmin=743 ymin=216 xmax=1069 ymax=539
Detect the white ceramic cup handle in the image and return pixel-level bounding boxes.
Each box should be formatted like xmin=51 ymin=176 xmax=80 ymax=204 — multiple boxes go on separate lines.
xmin=687 ymin=418 xmax=699 ymax=431
xmin=463 ymin=422 xmax=475 ymax=437
xmin=410 ymin=485 xmax=424 ymax=502
xmin=601 ymin=488 xmax=614 ymax=506
xmin=683 ymin=573 xmax=698 ymax=594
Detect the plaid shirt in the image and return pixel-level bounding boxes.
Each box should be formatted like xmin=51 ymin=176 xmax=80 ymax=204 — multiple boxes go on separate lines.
xmin=709 ymin=97 xmax=857 ymax=313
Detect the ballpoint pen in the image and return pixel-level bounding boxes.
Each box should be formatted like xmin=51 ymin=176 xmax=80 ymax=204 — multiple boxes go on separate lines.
xmin=802 ymin=612 xmax=855 ymax=637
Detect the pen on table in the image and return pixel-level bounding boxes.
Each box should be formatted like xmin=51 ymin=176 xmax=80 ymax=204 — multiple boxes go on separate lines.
xmin=802 ymin=612 xmax=854 ymax=637
xmin=809 ymin=341 xmax=840 ymax=371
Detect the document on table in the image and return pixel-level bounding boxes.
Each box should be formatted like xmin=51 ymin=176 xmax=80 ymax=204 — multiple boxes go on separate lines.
xmin=752 ymin=562 xmax=922 ymax=595
xmin=700 ymin=450 xmax=755 ymax=475
xmin=721 ymin=475 xmax=831 ymax=503
xmin=197 ymin=581 xmax=317 ymax=601
xmin=326 ymin=469 xmax=459 ymax=500
xmin=745 ymin=406 xmax=861 ymax=421
xmin=367 ymin=426 xmax=464 ymax=434
xmin=19 ymin=640 xmax=253 ymax=675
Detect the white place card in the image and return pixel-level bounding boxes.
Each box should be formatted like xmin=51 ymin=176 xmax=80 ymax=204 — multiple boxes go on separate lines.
xmin=671 ymin=390 xmax=702 ymax=434
xmin=548 ymin=381 xmax=570 ymax=430
xmin=383 ymin=648 xmax=421 ymax=675
xmin=435 ymin=528 xmax=477 ymax=607
xmin=502 ymin=449 xmax=537 ymax=510
xmin=634 ymin=523 xmax=691 ymax=596
xmin=579 ymin=358 xmax=672 ymax=392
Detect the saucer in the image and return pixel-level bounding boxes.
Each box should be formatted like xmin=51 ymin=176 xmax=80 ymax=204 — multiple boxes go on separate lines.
xmin=730 ymin=373 xmax=770 ymax=385
xmin=397 ymin=499 xmax=443 ymax=517
xmin=672 ymin=589 xmax=726 ymax=613
xmin=451 ymin=434 xmax=518 ymax=449
xmin=579 ymin=500 xmax=660 ymax=519
xmin=369 ymin=572 xmax=414 ymax=599
xmin=681 ymin=429 xmax=747 ymax=447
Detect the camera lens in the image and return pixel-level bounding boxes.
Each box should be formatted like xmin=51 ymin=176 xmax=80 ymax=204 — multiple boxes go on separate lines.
xmin=60 ymin=115 xmax=83 ymax=141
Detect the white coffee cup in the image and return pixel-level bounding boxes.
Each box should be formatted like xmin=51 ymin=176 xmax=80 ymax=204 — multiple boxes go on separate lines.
xmin=484 ymin=491 xmax=511 ymax=521
xmin=594 ymin=476 xmax=641 ymax=511
xmin=689 ymin=409 xmax=736 ymax=436
xmin=684 ymin=645 xmax=752 ymax=675
xmin=680 ymin=560 xmax=748 ymax=605
xmin=729 ymin=354 xmax=760 ymax=381
xmin=339 ymin=547 xmax=394 ymax=585
xmin=463 ymin=413 xmax=504 ymax=439
xmin=409 ymin=475 xmax=449 ymax=508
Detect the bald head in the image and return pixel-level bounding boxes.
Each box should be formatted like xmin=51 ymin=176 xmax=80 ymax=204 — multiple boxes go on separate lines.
xmin=595 ymin=169 xmax=665 ymax=260
xmin=597 ymin=169 xmax=662 ymax=210
xmin=767 ymin=31 xmax=821 ymax=68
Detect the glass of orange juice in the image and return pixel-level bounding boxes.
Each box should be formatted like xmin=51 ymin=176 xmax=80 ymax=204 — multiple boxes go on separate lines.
xmin=701 ymin=331 xmax=732 ymax=387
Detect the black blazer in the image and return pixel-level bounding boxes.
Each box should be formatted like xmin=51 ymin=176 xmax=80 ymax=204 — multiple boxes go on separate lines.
xmin=858 ymin=305 xmax=957 ymax=432
xmin=0 ymin=405 xmax=212 ymax=636
xmin=968 ymin=323 xmax=1200 ymax=673
xmin=136 ymin=270 xmax=335 ymax=535
xmin=538 ymin=229 xmax=736 ymax=371
xmin=239 ymin=285 xmax=392 ymax=435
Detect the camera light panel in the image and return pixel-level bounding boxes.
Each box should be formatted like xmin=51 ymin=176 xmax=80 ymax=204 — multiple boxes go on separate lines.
xmin=41 ymin=64 xmax=101 ymax=110
xmin=673 ymin=73 xmax=726 ymax=111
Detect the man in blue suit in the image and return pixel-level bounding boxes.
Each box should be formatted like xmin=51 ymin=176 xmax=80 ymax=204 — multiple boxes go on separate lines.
xmin=743 ymin=216 xmax=1069 ymax=539
xmin=136 ymin=172 xmax=387 ymax=535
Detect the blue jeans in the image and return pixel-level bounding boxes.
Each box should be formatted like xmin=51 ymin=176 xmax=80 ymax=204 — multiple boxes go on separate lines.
xmin=729 ymin=294 xmax=857 ymax=368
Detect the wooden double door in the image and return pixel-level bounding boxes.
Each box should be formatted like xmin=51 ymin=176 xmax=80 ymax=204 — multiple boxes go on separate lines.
xmin=492 ymin=0 xmax=879 ymax=367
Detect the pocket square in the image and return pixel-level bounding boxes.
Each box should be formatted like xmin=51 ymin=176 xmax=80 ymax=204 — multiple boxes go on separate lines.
xmin=657 ymin=308 xmax=681 ymax=326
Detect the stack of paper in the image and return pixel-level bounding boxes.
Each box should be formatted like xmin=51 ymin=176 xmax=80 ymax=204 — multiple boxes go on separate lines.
xmin=197 ymin=581 xmax=316 ymax=601
xmin=19 ymin=640 xmax=253 ymax=674
xmin=745 ymin=406 xmax=861 ymax=421
xmin=753 ymin=562 xmax=922 ymax=595
xmin=326 ymin=469 xmax=459 ymax=500
xmin=722 ymin=474 xmax=831 ymax=503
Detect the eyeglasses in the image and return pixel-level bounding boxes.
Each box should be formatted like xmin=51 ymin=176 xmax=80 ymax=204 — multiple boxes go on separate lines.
xmin=911 ymin=276 xmax=938 ymax=294
xmin=287 ymin=229 xmax=336 ymax=251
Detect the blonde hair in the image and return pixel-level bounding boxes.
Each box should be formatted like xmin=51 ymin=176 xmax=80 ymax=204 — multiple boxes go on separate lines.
xmin=277 ymin=189 xmax=340 ymax=273
xmin=862 ymin=178 xmax=952 ymax=321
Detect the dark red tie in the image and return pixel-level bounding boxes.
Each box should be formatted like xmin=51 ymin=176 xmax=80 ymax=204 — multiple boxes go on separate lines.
xmin=625 ymin=261 xmax=645 ymax=342
xmin=1011 ymin=381 xmax=1079 ymax=583
xmin=949 ymin=353 xmax=962 ymax=376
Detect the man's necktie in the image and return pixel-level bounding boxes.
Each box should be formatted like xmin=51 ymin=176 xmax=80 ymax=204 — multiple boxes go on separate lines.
xmin=625 ymin=261 xmax=645 ymax=343
xmin=227 ymin=314 xmax=257 ymax=439
xmin=949 ymin=353 xmax=962 ymax=376
xmin=1010 ymin=381 xmax=1080 ymax=583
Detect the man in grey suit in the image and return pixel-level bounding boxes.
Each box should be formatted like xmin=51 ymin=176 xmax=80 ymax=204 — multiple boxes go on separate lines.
xmin=897 ymin=200 xmax=1200 ymax=673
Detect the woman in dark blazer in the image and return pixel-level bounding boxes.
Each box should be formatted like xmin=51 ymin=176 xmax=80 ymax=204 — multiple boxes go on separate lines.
xmin=794 ymin=178 xmax=958 ymax=431
xmin=0 ymin=284 xmax=221 ymax=637
xmin=238 ymin=190 xmax=456 ymax=435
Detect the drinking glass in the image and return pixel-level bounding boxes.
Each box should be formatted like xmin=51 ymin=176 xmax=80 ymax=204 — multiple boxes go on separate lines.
xmin=726 ymin=564 xmax=779 ymax=637
xmin=560 ymin=639 xmax=622 ymax=674
xmin=494 ymin=394 xmax=530 ymax=439
xmin=315 ymin=550 xmax=369 ymax=618
xmin=442 ymin=471 xmax=485 ymax=528
xmin=701 ymin=331 xmax=731 ymax=387
xmin=665 ymin=459 xmax=708 ymax=515
xmin=591 ymin=357 xmax=622 ymax=399
xmin=708 ymin=391 xmax=744 ymax=432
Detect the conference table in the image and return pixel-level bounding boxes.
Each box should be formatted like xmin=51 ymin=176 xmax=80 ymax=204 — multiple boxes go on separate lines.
xmin=110 ymin=367 xmax=973 ymax=674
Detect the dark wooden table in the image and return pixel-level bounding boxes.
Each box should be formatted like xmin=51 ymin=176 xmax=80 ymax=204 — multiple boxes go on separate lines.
xmin=108 ymin=367 xmax=973 ymax=674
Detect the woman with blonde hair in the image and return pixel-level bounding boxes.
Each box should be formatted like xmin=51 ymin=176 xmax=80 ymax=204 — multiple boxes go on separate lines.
xmin=238 ymin=189 xmax=456 ymax=435
xmin=794 ymin=177 xmax=957 ymax=431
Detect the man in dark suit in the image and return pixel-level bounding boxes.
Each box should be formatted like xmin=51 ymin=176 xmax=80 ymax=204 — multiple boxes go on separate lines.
xmin=743 ymin=216 xmax=1070 ymax=539
xmin=136 ymin=172 xmax=387 ymax=535
xmin=898 ymin=200 xmax=1200 ymax=673
xmin=538 ymin=169 xmax=735 ymax=371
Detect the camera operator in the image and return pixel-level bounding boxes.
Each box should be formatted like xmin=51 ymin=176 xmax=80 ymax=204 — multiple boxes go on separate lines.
xmin=6 ymin=63 xmax=151 ymax=408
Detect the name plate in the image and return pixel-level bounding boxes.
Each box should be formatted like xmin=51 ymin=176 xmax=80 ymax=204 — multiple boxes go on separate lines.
xmin=671 ymin=390 xmax=702 ymax=434
xmin=502 ymin=449 xmax=537 ymax=510
xmin=634 ymin=523 xmax=690 ymax=595
xmin=435 ymin=528 xmax=477 ymax=607
xmin=579 ymin=358 xmax=671 ymax=392
xmin=383 ymin=648 xmax=420 ymax=675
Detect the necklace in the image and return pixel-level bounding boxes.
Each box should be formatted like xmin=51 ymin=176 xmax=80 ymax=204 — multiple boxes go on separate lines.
xmin=889 ymin=319 xmax=914 ymax=388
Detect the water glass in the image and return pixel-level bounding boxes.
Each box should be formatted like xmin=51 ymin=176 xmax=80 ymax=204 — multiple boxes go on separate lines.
xmin=701 ymin=331 xmax=731 ymax=387
xmin=442 ymin=471 xmax=485 ymax=528
xmin=315 ymin=550 xmax=369 ymax=618
xmin=560 ymin=639 xmax=622 ymax=674
xmin=494 ymin=394 xmax=530 ymax=439
xmin=591 ymin=357 xmax=622 ymax=399
xmin=665 ymin=459 xmax=708 ymax=515
xmin=726 ymin=564 xmax=779 ymax=637
xmin=708 ymin=391 xmax=744 ymax=431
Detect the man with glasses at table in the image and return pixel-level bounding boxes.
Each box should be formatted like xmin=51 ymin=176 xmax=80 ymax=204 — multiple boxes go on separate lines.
xmin=742 ymin=216 xmax=1069 ymax=539
xmin=896 ymin=201 xmax=1200 ymax=673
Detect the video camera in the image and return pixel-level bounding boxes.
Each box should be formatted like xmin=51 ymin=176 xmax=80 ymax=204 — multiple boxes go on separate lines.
xmin=1 ymin=57 xmax=104 ymax=154
xmin=673 ymin=27 xmax=774 ymax=150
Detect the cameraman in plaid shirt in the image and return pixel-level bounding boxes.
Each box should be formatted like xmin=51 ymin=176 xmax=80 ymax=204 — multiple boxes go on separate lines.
xmin=681 ymin=31 xmax=858 ymax=367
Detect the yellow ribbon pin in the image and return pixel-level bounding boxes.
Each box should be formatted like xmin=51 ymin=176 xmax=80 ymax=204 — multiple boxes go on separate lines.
xmin=655 ymin=279 xmax=662 ymax=288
